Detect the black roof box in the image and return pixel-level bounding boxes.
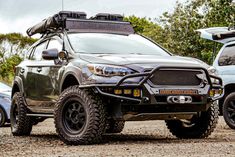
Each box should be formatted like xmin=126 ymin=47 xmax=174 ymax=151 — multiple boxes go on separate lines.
xmin=91 ymin=13 xmax=124 ymax=21
xmin=59 ymin=11 xmax=86 ymax=19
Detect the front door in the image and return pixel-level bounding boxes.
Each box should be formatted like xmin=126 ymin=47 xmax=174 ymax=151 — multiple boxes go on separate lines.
xmin=32 ymin=37 xmax=63 ymax=112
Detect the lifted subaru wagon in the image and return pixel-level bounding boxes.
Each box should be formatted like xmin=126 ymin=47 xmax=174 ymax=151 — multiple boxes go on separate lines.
xmin=11 ymin=11 xmax=223 ymax=145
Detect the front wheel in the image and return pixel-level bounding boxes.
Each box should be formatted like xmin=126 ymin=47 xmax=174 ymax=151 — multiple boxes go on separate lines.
xmin=54 ymin=86 xmax=106 ymax=145
xmin=223 ymin=93 xmax=235 ymax=129
xmin=166 ymin=102 xmax=219 ymax=138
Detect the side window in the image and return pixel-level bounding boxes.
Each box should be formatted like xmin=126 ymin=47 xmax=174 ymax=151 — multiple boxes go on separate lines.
xmin=218 ymin=44 xmax=235 ymax=66
xmin=47 ymin=39 xmax=62 ymax=51
xmin=24 ymin=47 xmax=34 ymax=59
xmin=31 ymin=41 xmax=47 ymax=60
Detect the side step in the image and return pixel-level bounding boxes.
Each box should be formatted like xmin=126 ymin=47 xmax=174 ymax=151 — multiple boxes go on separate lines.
xmin=26 ymin=113 xmax=54 ymax=118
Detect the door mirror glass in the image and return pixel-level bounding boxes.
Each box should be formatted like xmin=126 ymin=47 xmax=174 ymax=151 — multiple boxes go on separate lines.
xmin=42 ymin=48 xmax=59 ymax=60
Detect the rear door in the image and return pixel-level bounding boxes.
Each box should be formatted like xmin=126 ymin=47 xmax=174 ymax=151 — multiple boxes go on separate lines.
xmin=196 ymin=27 xmax=235 ymax=44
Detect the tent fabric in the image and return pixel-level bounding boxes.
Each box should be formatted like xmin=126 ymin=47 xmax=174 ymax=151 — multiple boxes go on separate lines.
xmin=26 ymin=11 xmax=87 ymax=36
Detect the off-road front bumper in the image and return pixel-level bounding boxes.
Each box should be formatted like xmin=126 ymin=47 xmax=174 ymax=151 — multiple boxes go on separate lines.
xmin=80 ymin=66 xmax=223 ymax=114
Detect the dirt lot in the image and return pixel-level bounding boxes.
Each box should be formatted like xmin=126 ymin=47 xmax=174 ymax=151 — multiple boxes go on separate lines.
xmin=0 ymin=117 xmax=235 ymax=157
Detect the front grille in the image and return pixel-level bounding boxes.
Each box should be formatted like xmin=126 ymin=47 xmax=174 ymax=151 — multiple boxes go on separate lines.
xmin=149 ymin=69 xmax=203 ymax=86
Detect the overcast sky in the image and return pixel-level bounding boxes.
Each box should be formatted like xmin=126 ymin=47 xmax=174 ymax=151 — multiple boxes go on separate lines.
xmin=0 ymin=0 xmax=185 ymax=35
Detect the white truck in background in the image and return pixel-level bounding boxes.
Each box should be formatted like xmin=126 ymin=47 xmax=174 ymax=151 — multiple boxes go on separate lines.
xmin=197 ymin=27 xmax=235 ymax=129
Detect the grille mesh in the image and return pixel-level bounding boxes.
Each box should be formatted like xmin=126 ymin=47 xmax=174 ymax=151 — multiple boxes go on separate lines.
xmin=149 ymin=70 xmax=203 ymax=86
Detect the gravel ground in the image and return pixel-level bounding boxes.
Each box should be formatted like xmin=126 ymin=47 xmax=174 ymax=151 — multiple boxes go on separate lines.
xmin=0 ymin=117 xmax=235 ymax=157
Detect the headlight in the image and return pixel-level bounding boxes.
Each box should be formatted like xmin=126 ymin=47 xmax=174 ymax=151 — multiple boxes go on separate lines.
xmin=207 ymin=66 xmax=220 ymax=85
xmin=207 ymin=66 xmax=218 ymax=75
xmin=87 ymin=64 xmax=134 ymax=77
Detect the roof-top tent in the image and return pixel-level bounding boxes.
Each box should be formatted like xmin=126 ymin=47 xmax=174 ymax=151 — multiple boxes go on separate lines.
xmin=26 ymin=11 xmax=135 ymax=37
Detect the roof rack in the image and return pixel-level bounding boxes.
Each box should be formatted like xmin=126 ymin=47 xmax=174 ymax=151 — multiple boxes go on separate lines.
xmin=26 ymin=11 xmax=134 ymax=36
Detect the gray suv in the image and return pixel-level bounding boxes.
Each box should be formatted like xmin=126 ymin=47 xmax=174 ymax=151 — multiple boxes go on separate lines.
xmin=11 ymin=11 xmax=223 ymax=145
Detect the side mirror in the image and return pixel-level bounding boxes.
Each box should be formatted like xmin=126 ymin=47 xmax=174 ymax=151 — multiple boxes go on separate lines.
xmin=42 ymin=48 xmax=58 ymax=60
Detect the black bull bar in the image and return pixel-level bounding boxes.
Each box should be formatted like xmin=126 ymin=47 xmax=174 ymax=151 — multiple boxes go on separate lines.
xmin=83 ymin=66 xmax=224 ymax=102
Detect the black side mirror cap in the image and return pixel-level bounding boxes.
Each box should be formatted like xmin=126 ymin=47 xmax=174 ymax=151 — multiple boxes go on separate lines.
xmin=42 ymin=48 xmax=59 ymax=60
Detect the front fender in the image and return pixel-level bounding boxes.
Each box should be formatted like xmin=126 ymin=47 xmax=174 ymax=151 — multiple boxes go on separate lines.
xmin=60 ymin=65 xmax=82 ymax=93
xmin=12 ymin=76 xmax=24 ymax=97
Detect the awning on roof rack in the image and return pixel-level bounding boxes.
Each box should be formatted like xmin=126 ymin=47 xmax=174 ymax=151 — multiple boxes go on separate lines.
xmin=26 ymin=11 xmax=87 ymax=36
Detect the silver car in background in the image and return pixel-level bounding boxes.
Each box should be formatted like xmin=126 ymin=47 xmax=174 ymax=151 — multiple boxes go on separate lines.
xmin=0 ymin=82 xmax=11 ymax=126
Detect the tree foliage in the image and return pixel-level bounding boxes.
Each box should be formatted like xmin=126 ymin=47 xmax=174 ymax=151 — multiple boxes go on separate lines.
xmin=0 ymin=33 xmax=37 ymax=84
xmin=125 ymin=0 xmax=235 ymax=64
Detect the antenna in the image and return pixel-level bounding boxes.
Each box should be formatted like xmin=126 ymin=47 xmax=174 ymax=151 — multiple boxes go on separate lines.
xmin=62 ymin=0 xmax=64 ymax=11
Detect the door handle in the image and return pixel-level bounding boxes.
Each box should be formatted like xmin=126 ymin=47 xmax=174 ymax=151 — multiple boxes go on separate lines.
xmin=37 ymin=67 xmax=42 ymax=73
xmin=20 ymin=68 xmax=25 ymax=74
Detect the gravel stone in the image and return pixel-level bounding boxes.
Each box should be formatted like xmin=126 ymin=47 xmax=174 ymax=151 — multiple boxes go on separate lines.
xmin=0 ymin=117 xmax=234 ymax=157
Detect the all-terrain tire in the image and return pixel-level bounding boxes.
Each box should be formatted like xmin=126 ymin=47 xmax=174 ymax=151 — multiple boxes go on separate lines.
xmin=223 ymin=93 xmax=235 ymax=129
xmin=10 ymin=92 xmax=33 ymax=136
xmin=166 ymin=102 xmax=219 ymax=138
xmin=106 ymin=119 xmax=125 ymax=133
xmin=54 ymin=85 xmax=106 ymax=145
xmin=0 ymin=107 xmax=6 ymax=127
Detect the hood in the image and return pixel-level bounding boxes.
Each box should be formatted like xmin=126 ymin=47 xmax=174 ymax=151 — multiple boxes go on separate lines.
xmin=79 ymin=53 xmax=208 ymax=69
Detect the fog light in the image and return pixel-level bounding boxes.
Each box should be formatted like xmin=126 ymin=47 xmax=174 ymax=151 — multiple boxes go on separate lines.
xmin=209 ymin=90 xmax=215 ymax=97
xmin=215 ymin=89 xmax=223 ymax=95
xmin=209 ymin=89 xmax=223 ymax=97
xmin=114 ymin=89 xmax=122 ymax=95
xmin=124 ymin=89 xmax=132 ymax=95
xmin=133 ymin=89 xmax=141 ymax=97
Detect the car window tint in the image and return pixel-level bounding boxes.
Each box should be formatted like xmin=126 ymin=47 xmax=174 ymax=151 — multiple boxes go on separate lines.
xmin=31 ymin=42 xmax=47 ymax=60
xmin=218 ymin=44 xmax=235 ymax=66
xmin=47 ymin=39 xmax=62 ymax=51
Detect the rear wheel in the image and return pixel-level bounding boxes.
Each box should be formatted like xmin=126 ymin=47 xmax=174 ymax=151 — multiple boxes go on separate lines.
xmin=10 ymin=92 xmax=33 ymax=136
xmin=0 ymin=107 xmax=6 ymax=127
xmin=223 ymin=93 xmax=235 ymax=129
xmin=106 ymin=119 xmax=125 ymax=133
xmin=54 ymin=86 xmax=106 ymax=145
xmin=166 ymin=102 xmax=219 ymax=138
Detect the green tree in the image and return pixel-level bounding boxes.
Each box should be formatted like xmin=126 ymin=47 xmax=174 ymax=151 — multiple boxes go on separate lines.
xmin=159 ymin=0 xmax=235 ymax=63
xmin=125 ymin=0 xmax=235 ymax=64
xmin=0 ymin=33 xmax=37 ymax=84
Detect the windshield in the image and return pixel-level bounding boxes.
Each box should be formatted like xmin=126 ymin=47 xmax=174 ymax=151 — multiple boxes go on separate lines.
xmin=68 ymin=33 xmax=170 ymax=56
xmin=0 ymin=82 xmax=11 ymax=91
